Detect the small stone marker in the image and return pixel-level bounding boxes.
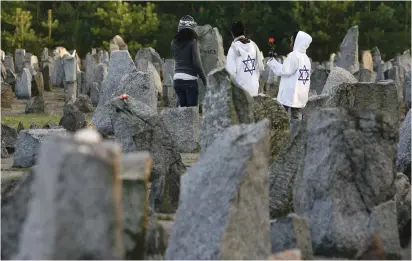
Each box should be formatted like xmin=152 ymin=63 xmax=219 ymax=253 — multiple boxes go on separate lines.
xmin=15 ymin=68 xmax=32 ymax=99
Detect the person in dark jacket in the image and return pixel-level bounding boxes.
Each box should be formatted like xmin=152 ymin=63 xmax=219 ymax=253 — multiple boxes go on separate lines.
xmin=171 ymin=15 xmax=206 ymax=107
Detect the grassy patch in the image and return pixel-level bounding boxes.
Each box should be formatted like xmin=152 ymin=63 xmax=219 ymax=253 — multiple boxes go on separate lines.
xmin=1 ymin=114 xmax=61 ymax=129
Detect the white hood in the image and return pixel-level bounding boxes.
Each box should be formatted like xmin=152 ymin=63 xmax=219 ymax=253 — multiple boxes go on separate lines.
xmin=293 ymin=31 xmax=312 ymax=53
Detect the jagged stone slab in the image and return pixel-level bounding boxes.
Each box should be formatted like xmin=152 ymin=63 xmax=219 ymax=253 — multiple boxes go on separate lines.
xmin=15 ymin=68 xmax=31 ymax=100
xmin=294 ymin=108 xmax=400 ymax=259
xmin=394 ymin=173 xmax=411 ymax=247
xmin=12 ymin=128 xmax=66 ymax=168
xmin=135 ymin=47 xmax=164 ymax=77
xmin=165 ymin=120 xmax=271 ymax=260
xmin=397 ymin=109 xmax=411 ymax=179
xmin=322 ymin=66 xmax=357 ymax=95
xmin=14 ymin=130 xmax=124 ymax=259
xmin=200 ymin=67 xmax=254 ymax=151
xmin=160 ymin=107 xmax=200 ymax=153
xmin=310 ymin=68 xmax=330 ymax=95
xmin=334 ymin=25 xmax=359 ymax=74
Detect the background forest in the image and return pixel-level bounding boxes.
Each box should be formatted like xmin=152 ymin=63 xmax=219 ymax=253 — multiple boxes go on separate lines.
xmin=1 ymin=1 xmax=411 ymax=62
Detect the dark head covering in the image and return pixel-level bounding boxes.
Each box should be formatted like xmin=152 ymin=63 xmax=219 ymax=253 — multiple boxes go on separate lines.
xmin=231 ymin=21 xmax=245 ymax=38
xmin=177 ymin=15 xmax=197 ymax=32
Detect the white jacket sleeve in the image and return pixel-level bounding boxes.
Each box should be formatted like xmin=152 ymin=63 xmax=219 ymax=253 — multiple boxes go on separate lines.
xmin=267 ymin=53 xmax=298 ymax=77
xmin=225 ymin=46 xmax=237 ymax=78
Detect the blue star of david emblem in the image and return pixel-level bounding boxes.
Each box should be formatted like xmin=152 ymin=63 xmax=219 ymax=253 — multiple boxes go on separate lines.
xmin=243 ymin=55 xmax=256 ymax=75
xmin=298 ymin=65 xmax=310 ymax=85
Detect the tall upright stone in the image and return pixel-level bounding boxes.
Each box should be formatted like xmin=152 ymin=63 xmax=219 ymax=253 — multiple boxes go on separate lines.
xmin=294 ymin=108 xmax=401 ymax=259
xmin=85 ymin=53 xmax=98 ymax=93
xmin=200 ymin=67 xmax=254 ymax=151
xmin=53 ymin=56 xmax=64 ymax=88
xmin=362 ymin=50 xmax=373 ymax=72
xmin=5 ymin=55 xmax=14 ymax=73
xmin=163 ymin=59 xmax=176 ymax=107
xmin=93 ymin=63 xmax=108 ymax=89
xmin=165 ymin=120 xmax=271 ymax=260
xmin=135 ymin=47 xmax=164 ymax=77
xmin=194 ymin=25 xmax=226 ymax=106
xmin=15 ymin=49 xmax=26 ymax=74
xmin=397 ymin=109 xmax=411 ymax=179
xmin=41 ymin=47 xmax=48 ymax=62
xmin=107 ymin=97 xmax=186 ymax=213
xmin=41 ymin=65 xmax=52 ymax=91
xmin=15 ymin=68 xmax=31 ymax=100
xmin=15 ymin=129 xmax=124 ymax=259
xmin=334 ymin=25 xmax=359 ymax=74
xmin=371 ymin=47 xmax=384 ymax=81
xmin=98 ymin=50 xmax=109 ymax=65
xmin=121 ymin=152 xmax=151 ymax=260
xmin=135 ymin=59 xmax=162 ymax=96
xmin=63 ymin=54 xmax=77 ymax=102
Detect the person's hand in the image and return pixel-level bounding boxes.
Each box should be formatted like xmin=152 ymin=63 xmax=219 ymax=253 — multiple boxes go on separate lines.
xmin=268 ymin=51 xmax=274 ymax=58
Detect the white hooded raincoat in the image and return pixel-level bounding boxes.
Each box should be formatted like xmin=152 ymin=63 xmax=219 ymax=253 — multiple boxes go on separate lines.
xmin=226 ymin=36 xmax=264 ymax=97
xmin=267 ymin=31 xmax=312 ymax=108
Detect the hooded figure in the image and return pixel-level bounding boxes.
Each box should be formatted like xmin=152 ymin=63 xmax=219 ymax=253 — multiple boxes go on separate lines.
xmin=267 ymin=31 xmax=312 ymax=136
xmin=171 ymin=15 xmax=206 ymax=107
xmin=226 ymin=21 xmax=264 ymax=97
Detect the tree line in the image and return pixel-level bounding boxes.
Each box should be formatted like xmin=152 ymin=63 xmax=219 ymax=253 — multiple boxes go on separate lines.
xmin=1 ymin=1 xmax=410 ymax=62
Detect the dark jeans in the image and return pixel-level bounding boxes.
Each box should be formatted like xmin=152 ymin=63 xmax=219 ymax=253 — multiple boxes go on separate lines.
xmin=283 ymin=105 xmax=303 ymax=137
xmin=174 ymin=79 xmax=199 ymax=107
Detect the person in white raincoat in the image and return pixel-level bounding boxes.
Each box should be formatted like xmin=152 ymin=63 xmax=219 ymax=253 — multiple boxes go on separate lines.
xmin=226 ymin=21 xmax=264 ymax=97
xmin=267 ymin=31 xmax=312 ymax=136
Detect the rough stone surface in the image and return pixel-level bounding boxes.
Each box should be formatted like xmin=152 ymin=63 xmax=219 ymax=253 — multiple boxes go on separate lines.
xmin=136 ymin=59 xmax=162 ymax=96
xmin=1 ymin=122 xmax=17 ymax=152
xmin=353 ymin=68 xmax=376 ymax=82
xmin=163 ymin=59 xmax=176 ymax=107
xmin=325 ymin=81 xmax=399 ymax=127
xmin=15 ymin=49 xmax=26 ymax=74
xmin=165 ymin=120 xmax=271 ymax=260
xmin=294 ymin=108 xmax=400 ymax=259
xmin=372 ymin=47 xmax=384 ymax=81
xmin=1 ymin=81 xmax=13 ymax=108
xmin=107 ymin=97 xmax=186 ymax=213
xmin=15 ymin=132 xmax=124 ymax=259
xmin=5 ymin=55 xmax=15 ymax=73
xmin=17 ymin=121 xmax=24 ymax=133
xmin=5 ymin=67 xmax=17 ymax=92
xmin=74 ymin=94 xmax=94 ymax=113
xmin=90 ymin=82 xmax=100 ymax=107
xmin=397 ymin=109 xmax=411 ymax=179
xmin=160 ymin=107 xmax=200 ymax=153
xmin=200 ymin=67 xmax=254 ymax=151
xmin=121 ymin=152 xmax=151 ymax=260
xmin=310 ymin=68 xmax=330 ymax=95
xmin=93 ymin=63 xmax=108 ymax=88
xmin=59 ymin=103 xmax=87 ymax=132
xmin=194 ymin=24 xmax=226 ymax=107
xmin=253 ymin=95 xmax=290 ymax=160
xmin=15 ymin=68 xmax=32 ymax=99
xmin=334 ymin=25 xmax=359 ymax=74
xmin=388 ymin=65 xmax=405 ymax=110
xmin=31 ymin=72 xmax=45 ymax=97
xmin=53 ymin=56 xmax=64 ymax=88
xmin=135 ymin=47 xmax=164 ymax=77
xmin=1 ymin=170 xmax=34 ymax=260
xmin=394 ymin=173 xmax=411 ymax=247
xmin=322 ymin=66 xmax=358 ymax=95
xmin=1 ymin=140 xmax=9 ymax=158
xmin=25 ymin=96 xmax=45 ymax=114
xmin=117 ymin=70 xmax=157 ymax=111
xmin=145 ymin=210 xmax=169 ymax=259
xmin=111 ymin=35 xmax=128 ymax=50
xmin=41 ymin=65 xmax=51 ymax=91
xmin=270 ymin=214 xmax=314 ymax=260
xmin=12 ymin=128 xmax=66 ymax=168
xmin=85 ymin=53 xmax=98 ymax=93
xmin=98 ymin=50 xmax=109 ymax=65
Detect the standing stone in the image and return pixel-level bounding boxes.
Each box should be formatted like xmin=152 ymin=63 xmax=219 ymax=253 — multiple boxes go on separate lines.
xmin=362 ymin=50 xmax=374 ymax=72
xmin=270 ymin=214 xmax=314 ymax=260
xmin=15 ymin=49 xmax=26 ymax=74
xmin=200 ymin=67 xmax=254 ymax=151
xmin=85 ymin=53 xmax=98 ymax=93
xmin=135 ymin=59 xmax=162 ymax=96
xmin=1 ymin=82 xmax=13 ymax=108
xmin=98 ymin=50 xmax=109 ymax=65
xmin=253 ymin=95 xmax=290 ymax=160
xmin=165 ymin=120 xmax=271 ymax=260
xmin=59 ymin=103 xmax=87 ymax=132
xmin=372 ymin=47 xmax=384 ymax=81
xmin=194 ymin=25 xmax=226 ymax=107
xmin=25 ymin=96 xmax=45 ymax=114
xmin=160 ymin=107 xmax=200 ymax=153
xmin=32 ymin=71 xmax=45 ymax=96
xmin=334 ymin=25 xmax=359 ymax=74
xmin=1 ymin=170 xmax=34 ymax=260
xmin=135 ymin=47 xmax=164 ymax=77
xmin=13 ymin=128 xmax=66 ymax=168
xmin=397 ymin=109 xmax=411 ymax=179
xmin=394 ymin=173 xmax=411 ymax=247
xmin=294 ymin=108 xmax=400 ymax=259
xmin=90 ymin=82 xmax=100 ymax=107
xmin=15 ymin=130 xmax=124 ymax=259
xmin=15 ymin=68 xmax=31 ymax=99
xmin=93 ymin=62 xmax=108 ymax=88
xmin=321 ymin=66 xmax=358 ymax=95
xmin=310 ymin=68 xmax=330 ymax=94
xmin=163 ymin=59 xmax=176 ymax=107
xmin=41 ymin=65 xmax=52 ymax=91
xmin=5 ymin=55 xmax=14 ymax=73
xmin=111 ymin=35 xmax=128 ymax=51
xmin=53 ymin=56 xmax=64 ymax=88
xmin=63 ymin=54 xmax=77 ymax=102
xmin=404 ymin=70 xmax=411 ymax=111
xmin=353 ymin=68 xmax=376 ymax=82
xmin=118 ymin=70 xmax=157 ymax=111
xmin=107 ymin=97 xmax=186 ymax=213
xmin=1 ymin=122 xmax=18 ymax=152
xmin=41 ymin=47 xmax=48 ymax=62
xmin=121 ymin=152 xmax=151 ymax=260
xmin=74 ymin=94 xmax=94 ymax=113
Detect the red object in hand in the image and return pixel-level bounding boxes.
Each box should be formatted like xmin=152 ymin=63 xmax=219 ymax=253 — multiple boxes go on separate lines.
xmin=269 ymin=38 xmax=275 ymax=44
xmin=120 ymin=94 xmax=129 ymax=100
